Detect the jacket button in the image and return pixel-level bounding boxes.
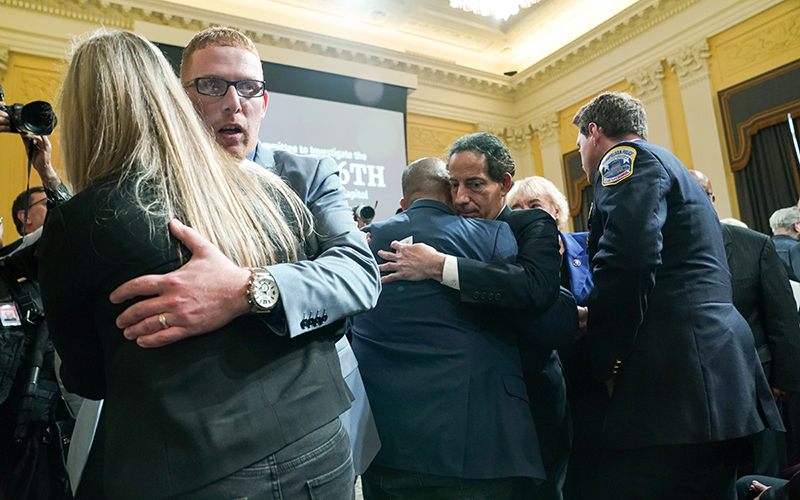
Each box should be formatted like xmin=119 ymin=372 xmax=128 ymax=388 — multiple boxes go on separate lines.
xmin=473 ymin=292 xmax=480 ymax=300
xmin=301 ymin=318 xmax=308 ymax=329
xmin=481 ymin=292 xmax=487 ymax=300
xmin=496 ymin=293 xmax=501 ymax=301
xmin=488 ymin=293 xmax=494 ymax=301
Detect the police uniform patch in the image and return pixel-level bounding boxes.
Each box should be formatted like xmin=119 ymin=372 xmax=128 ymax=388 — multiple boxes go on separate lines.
xmin=600 ymin=146 xmax=636 ymax=186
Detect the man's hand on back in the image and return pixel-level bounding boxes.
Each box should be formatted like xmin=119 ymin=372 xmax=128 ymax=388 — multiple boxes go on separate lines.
xmin=377 ymin=240 xmax=445 ymax=284
xmin=110 ymin=219 xmax=252 ymax=348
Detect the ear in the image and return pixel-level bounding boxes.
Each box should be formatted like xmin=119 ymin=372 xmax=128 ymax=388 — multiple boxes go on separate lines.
xmin=16 ymin=210 xmax=26 ymax=225
xmin=499 ymin=173 xmax=513 ymax=196
xmin=399 ymin=198 xmax=408 ymax=211
xmin=793 ymin=221 xmax=800 ymax=235
xmin=260 ymin=91 xmax=269 ymax=118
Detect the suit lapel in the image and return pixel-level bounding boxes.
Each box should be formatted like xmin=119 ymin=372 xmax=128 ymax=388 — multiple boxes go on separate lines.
xmin=721 ymin=224 xmax=734 ymax=264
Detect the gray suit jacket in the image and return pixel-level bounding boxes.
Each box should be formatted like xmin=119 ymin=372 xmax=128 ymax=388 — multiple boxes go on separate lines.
xmin=253 ymin=143 xmax=382 ymax=474
xmin=253 ymin=144 xmax=381 ymax=337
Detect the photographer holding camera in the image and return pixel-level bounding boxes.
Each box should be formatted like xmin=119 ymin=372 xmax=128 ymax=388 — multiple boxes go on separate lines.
xmin=0 ymin=89 xmax=73 ymax=500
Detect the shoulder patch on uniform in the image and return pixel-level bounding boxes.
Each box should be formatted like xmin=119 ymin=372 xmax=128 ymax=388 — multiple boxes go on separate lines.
xmin=600 ymin=146 xmax=636 ymax=186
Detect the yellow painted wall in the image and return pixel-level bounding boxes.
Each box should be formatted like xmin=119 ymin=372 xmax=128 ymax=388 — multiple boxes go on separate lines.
xmin=708 ymin=0 xmax=800 ymax=93
xmin=660 ymin=60 xmax=693 ymax=169
xmin=406 ymin=113 xmax=476 ymax=164
xmin=1 ymin=52 xmax=64 ymax=247
xmin=531 ymin=133 xmax=544 ymax=177
xmin=707 ymin=0 xmax=800 ymax=218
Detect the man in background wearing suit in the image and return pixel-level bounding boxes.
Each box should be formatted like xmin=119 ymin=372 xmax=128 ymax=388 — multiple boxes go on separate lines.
xmin=574 ymin=91 xmax=782 ymax=500
xmin=353 ymin=157 xmax=544 ymax=499
xmin=378 ymin=133 xmax=578 ymax=500
xmin=769 ymin=207 xmax=800 ymax=281
xmin=691 ymin=169 xmax=800 ymax=477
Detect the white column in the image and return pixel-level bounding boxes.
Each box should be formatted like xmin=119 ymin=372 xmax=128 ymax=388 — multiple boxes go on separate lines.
xmin=627 ymin=62 xmax=672 ymax=151
xmin=667 ymin=40 xmax=733 ymax=218
xmin=506 ymin=125 xmax=534 ymax=179
xmin=534 ymin=114 xmax=566 ymax=193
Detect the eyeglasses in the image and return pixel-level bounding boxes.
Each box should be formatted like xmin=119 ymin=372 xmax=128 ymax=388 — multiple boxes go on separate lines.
xmin=29 ymin=197 xmax=47 ymax=208
xmin=182 ymin=77 xmax=266 ymax=98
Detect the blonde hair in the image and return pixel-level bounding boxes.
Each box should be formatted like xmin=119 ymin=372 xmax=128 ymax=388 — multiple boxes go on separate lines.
xmin=507 ymin=176 xmax=570 ymax=232
xmin=60 ymin=29 xmax=312 ymax=267
xmin=180 ymin=27 xmax=261 ymax=80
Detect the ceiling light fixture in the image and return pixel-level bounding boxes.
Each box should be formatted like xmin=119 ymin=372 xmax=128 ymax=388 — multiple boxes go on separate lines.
xmin=449 ymin=0 xmax=538 ymax=21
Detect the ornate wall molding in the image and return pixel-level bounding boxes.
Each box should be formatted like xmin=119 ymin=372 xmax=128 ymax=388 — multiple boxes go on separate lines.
xmin=0 ymin=0 xmax=712 ymax=102
xmin=532 ymin=114 xmax=560 ymax=145
xmin=0 ymin=45 xmax=8 ymax=83
xmin=627 ymin=62 xmax=665 ymax=100
xmin=513 ymin=0 xmax=701 ymax=99
xmin=666 ymin=39 xmax=710 ymax=82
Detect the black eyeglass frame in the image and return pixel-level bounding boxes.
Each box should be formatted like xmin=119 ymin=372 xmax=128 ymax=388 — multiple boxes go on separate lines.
xmin=182 ymin=77 xmax=266 ymax=98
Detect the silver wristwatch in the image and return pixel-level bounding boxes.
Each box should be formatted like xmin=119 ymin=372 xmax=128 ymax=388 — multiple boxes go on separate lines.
xmin=248 ymin=268 xmax=280 ymax=313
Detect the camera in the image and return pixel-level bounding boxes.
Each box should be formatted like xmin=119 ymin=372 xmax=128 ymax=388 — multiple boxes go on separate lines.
xmin=352 ymin=204 xmax=375 ymax=225
xmin=0 ymin=84 xmax=57 ymax=136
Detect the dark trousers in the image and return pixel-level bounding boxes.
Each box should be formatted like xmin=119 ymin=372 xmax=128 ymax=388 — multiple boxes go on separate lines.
xmin=362 ymin=463 xmax=527 ymax=500
xmin=592 ymin=439 xmax=747 ymax=500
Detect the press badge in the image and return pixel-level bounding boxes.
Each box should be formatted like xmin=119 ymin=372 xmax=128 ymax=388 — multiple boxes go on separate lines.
xmin=0 ymin=303 xmax=21 ymax=327
xmin=600 ymin=146 xmax=636 ymax=186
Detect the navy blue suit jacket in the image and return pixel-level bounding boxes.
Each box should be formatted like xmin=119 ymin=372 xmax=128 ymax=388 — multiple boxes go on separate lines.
xmin=351 ymin=199 xmax=545 ymax=480
xmin=561 ymin=231 xmax=593 ymax=307
xmin=587 ymin=139 xmax=782 ymax=449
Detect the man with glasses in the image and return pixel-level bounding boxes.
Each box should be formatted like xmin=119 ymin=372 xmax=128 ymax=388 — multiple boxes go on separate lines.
xmin=0 ymin=186 xmax=48 ymax=257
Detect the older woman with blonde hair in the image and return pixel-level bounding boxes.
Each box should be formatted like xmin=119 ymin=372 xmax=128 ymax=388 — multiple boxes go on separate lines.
xmin=38 ymin=29 xmax=356 ymax=500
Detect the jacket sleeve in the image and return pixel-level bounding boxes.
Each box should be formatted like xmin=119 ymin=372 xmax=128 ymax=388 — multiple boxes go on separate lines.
xmin=457 ymin=208 xmax=561 ymax=315
xmin=265 ymin=156 xmax=381 ymax=338
xmin=37 ymin=207 xmax=106 ymax=400
xmin=587 ymin=147 xmax=666 ymax=382
xmin=759 ymin=237 xmax=800 ymax=392
xmin=510 ymin=286 xmax=578 ymax=350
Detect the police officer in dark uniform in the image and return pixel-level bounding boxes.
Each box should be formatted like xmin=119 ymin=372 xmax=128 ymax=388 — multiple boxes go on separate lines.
xmin=572 ymin=91 xmax=782 ymax=500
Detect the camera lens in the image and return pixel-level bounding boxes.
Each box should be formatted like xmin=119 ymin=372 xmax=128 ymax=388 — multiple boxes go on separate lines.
xmin=19 ymin=101 xmax=58 ymax=136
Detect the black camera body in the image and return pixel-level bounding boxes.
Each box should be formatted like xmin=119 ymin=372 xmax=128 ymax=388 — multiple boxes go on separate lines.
xmin=0 ymin=84 xmax=57 ymax=136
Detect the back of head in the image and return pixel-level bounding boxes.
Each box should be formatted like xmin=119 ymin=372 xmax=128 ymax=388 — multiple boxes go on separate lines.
xmin=770 ymin=207 xmax=800 ymax=234
xmin=11 ymin=186 xmax=45 ymax=235
xmin=572 ymin=91 xmax=648 ymax=141
xmin=507 ymin=176 xmax=569 ymax=231
xmin=180 ymin=27 xmax=261 ymax=80
xmin=61 ymin=29 xmax=311 ymax=266
xmin=401 ymin=157 xmax=450 ymax=206
xmin=446 ymin=132 xmax=515 ymax=183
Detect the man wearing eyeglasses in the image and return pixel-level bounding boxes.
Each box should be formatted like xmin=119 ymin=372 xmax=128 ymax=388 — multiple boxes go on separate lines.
xmin=0 ymin=186 xmax=48 ymax=257
xmin=91 ymin=26 xmax=382 ymax=498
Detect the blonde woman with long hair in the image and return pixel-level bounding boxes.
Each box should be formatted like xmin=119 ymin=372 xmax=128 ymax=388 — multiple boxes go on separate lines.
xmin=38 ymin=29 xmax=356 ymax=500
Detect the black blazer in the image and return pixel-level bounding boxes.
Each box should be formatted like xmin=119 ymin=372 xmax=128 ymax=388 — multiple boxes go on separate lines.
xmin=722 ymin=223 xmax=800 ymax=393
xmin=587 ymin=140 xmax=782 ymax=449
xmin=37 ymin=180 xmax=352 ymax=500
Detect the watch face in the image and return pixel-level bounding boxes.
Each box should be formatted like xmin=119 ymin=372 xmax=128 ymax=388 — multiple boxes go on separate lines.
xmin=254 ymin=278 xmax=279 ymax=309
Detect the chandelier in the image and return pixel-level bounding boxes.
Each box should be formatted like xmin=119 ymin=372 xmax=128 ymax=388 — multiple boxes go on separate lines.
xmin=449 ymin=0 xmax=539 ymax=20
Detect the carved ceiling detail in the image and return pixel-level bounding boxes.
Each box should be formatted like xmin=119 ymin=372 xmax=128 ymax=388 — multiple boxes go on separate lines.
xmin=0 ymin=0 xmax=704 ymax=101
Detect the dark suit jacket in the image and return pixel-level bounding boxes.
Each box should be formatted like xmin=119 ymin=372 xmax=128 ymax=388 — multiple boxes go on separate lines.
xmin=351 ymin=199 xmax=545 ymax=480
xmin=457 ymin=206 xmax=561 ymax=314
xmin=457 ymin=205 xmax=577 ymax=491
xmin=723 ymin=223 xmax=800 ymax=392
xmin=773 ymin=235 xmax=800 ymax=282
xmin=587 ymin=139 xmax=782 ymax=449
xmin=37 ymin=179 xmax=352 ymax=500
